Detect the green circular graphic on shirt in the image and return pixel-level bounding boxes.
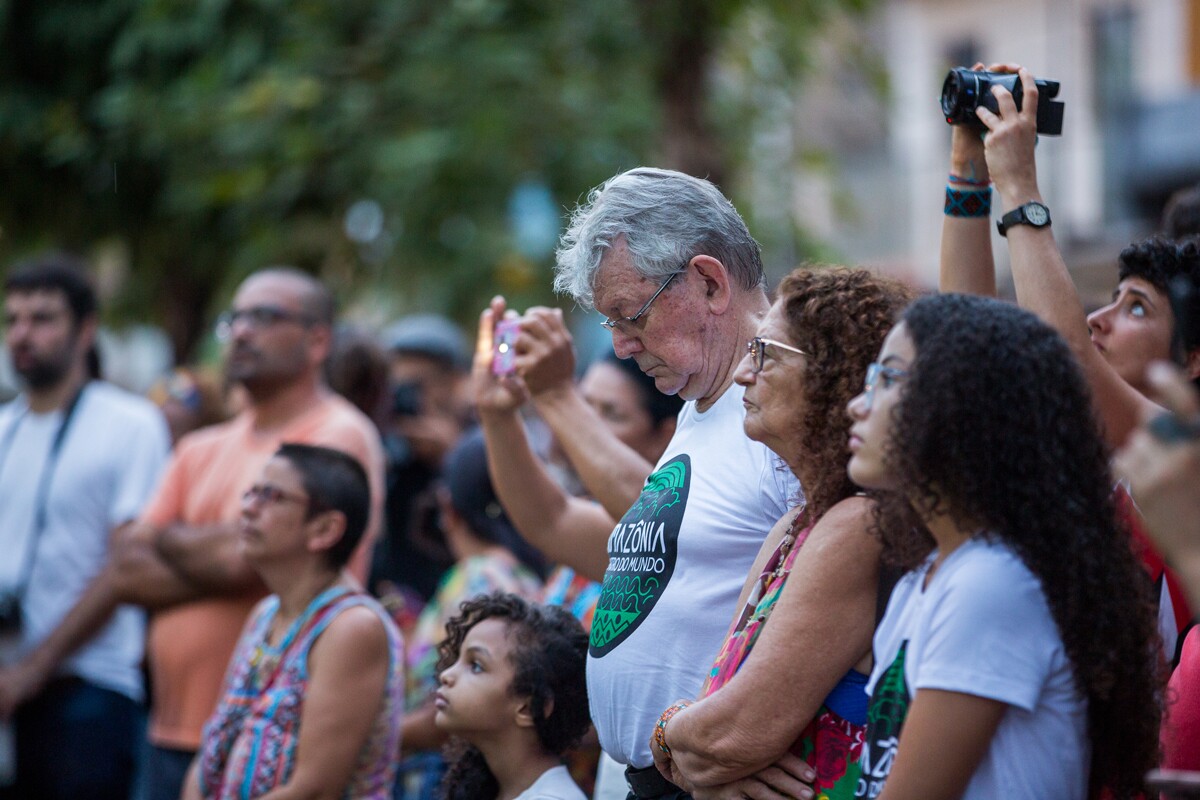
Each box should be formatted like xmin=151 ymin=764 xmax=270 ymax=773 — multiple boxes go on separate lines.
xmin=589 ymin=455 xmax=689 ymax=658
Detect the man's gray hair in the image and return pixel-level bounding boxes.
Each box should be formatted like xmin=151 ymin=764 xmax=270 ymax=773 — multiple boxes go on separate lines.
xmin=553 ymin=167 xmax=765 ymax=309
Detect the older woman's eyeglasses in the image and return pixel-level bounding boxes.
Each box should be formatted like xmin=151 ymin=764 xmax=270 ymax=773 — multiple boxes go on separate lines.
xmin=746 ymin=337 xmax=808 ymax=374
xmin=600 ymin=268 xmax=687 ymax=335
xmin=862 ymin=362 xmax=909 ymax=408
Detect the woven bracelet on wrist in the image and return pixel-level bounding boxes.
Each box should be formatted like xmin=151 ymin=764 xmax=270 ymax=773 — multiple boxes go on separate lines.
xmin=945 ymin=186 xmax=992 ymax=218
xmin=654 ymin=701 xmax=692 ymax=757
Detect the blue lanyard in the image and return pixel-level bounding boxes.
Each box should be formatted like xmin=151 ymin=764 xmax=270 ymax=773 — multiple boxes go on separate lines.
xmin=0 ymin=382 xmax=89 ymax=598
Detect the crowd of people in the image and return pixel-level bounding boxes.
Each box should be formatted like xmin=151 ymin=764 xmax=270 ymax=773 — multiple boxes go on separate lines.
xmin=2 ymin=61 xmax=1200 ymax=800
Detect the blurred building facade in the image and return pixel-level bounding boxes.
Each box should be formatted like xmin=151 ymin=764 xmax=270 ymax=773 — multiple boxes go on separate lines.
xmin=780 ymin=0 xmax=1200 ymax=303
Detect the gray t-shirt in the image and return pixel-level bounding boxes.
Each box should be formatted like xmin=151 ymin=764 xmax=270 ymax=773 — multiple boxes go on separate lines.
xmin=586 ymin=383 xmax=798 ymax=767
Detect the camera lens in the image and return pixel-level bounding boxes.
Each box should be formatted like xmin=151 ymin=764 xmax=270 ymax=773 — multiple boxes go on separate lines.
xmin=940 ymin=71 xmax=962 ymax=119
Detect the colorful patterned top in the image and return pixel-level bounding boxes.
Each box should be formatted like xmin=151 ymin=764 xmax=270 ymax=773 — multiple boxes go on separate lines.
xmin=541 ymin=566 xmax=600 ymax=633
xmin=701 ymin=519 xmax=868 ymax=800
xmin=196 ymin=587 xmax=404 ymax=800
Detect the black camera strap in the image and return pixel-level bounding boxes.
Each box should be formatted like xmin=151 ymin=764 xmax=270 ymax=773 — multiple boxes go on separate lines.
xmin=0 ymin=381 xmax=90 ymax=602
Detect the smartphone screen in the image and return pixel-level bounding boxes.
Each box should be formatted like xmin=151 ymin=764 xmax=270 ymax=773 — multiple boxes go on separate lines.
xmin=492 ymin=319 xmax=520 ymax=376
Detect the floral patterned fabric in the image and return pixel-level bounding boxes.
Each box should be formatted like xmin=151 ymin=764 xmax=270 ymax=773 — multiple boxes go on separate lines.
xmin=701 ymin=522 xmax=866 ymax=800
xmin=196 ymin=587 xmax=404 ymax=800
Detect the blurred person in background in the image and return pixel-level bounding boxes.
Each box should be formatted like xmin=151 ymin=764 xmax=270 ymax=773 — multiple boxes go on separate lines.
xmin=651 ymin=268 xmax=913 ymax=800
xmin=147 ymin=367 xmax=230 ymax=446
xmin=182 ymin=444 xmax=402 ymax=800
xmin=112 ymin=268 xmax=386 ymax=800
xmin=369 ymin=314 xmax=472 ymax=630
xmin=479 ymin=167 xmax=800 ymax=799
xmin=396 ymin=428 xmax=544 ymax=800
xmin=325 ymin=325 xmax=392 ymax=428
xmin=1163 ymin=183 xmax=1200 ymax=243
xmin=0 ymin=254 xmax=171 ymax=799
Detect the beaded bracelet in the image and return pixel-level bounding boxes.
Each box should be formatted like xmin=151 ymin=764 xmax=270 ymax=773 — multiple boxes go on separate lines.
xmin=945 ymin=185 xmax=992 ymax=218
xmin=653 ymin=700 xmax=693 ymax=757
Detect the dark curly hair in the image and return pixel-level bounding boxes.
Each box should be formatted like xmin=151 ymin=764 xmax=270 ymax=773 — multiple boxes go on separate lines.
xmin=873 ymin=293 xmax=1163 ymax=798
xmin=1117 ymin=235 xmax=1200 ymax=365
xmin=776 ymin=266 xmax=916 ymax=523
xmin=437 ymin=592 xmax=590 ymax=800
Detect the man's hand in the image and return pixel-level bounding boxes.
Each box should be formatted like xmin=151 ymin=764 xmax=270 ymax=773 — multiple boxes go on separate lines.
xmin=0 ymin=656 xmax=52 ymax=718
xmin=1115 ymin=362 xmax=1200 ymax=604
xmin=472 ymin=297 xmax=529 ymax=418
xmin=975 ymin=66 xmax=1042 ymax=209
xmin=691 ymin=753 xmax=817 ymax=800
xmin=514 ymin=307 xmax=577 ymax=398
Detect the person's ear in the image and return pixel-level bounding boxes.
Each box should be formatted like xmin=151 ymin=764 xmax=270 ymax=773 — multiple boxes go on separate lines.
xmin=306 ymin=509 xmax=347 ymax=556
xmin=308 ymin=322 xmax=333 ymax=368
xmin=690 ymin=256 xmax=733 ymax=315
xmin=1184 ymin=346 xmax=1200 ymax=382
xmin=514 ymin=695 xmax=553 ymax=729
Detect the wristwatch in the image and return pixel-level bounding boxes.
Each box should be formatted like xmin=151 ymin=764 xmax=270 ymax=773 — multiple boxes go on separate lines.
xmin=996 ymin=201 xmax=1051 ymax=237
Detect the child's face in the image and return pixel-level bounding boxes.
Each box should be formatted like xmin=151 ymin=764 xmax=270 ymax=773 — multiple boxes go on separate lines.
xmin=435 ymin=618 xmax=524 ymax=738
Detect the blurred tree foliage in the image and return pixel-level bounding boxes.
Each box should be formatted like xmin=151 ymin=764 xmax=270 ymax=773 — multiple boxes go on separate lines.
xmin=0 ymin=0 xmax=871 ymax=360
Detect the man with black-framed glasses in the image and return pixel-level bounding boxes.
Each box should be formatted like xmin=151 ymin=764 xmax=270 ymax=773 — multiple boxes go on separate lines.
xmin=475 ymin=167 xmax=806 ymax=800
xmin=111 ymin=268 xmax=386 ymax=800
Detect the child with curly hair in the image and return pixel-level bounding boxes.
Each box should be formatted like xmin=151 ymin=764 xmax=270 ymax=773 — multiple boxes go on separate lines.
xmin=433 ymin=592 xmax=590 ymax=800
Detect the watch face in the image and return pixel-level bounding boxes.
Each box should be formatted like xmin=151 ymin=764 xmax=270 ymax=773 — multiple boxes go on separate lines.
xmin=1025 ymin=203 xmax=1049 ymax=226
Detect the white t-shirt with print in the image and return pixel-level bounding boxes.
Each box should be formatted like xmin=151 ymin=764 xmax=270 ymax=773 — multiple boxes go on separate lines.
xmin=586 ymin=383 xmax=799 ymax=767
xmin=513 ymin=764 xmax=587 ymax=800
xmin=857 ymin=536 xmax=1088 ymax=800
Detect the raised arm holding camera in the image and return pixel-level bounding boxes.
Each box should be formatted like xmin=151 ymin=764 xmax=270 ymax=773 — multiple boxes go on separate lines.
xmin=939 ymin=63 xmax=1200 ymax=656
xmin=943 ymin=64 xmax=1200 ymax=447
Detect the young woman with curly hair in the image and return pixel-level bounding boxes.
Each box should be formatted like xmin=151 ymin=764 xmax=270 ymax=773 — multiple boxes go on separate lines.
xmin=434 ymin=592 xmax=591 ymax=800
xmin=650 ymin=267 xmax=914 ymax=799
xmin=847 ymin=293 xmax=1163 ymax=800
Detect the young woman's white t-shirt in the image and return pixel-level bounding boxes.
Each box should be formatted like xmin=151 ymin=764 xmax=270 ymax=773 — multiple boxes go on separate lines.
xmin=857 ymin=536 xmax=1089 ymax=800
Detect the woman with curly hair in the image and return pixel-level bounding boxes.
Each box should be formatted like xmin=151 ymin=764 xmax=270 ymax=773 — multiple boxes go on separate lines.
xmin=846 ymin=293 xmax=1163 ymax=799
xmin=433 ymin=592 xmax=590 ymax=800
xmin=649 ymin=267 xmax=914 ymax=799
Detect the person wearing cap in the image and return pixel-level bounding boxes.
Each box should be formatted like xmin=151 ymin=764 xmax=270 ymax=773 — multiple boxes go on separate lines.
xmin=395 ymin=428 xmax=544 ymax=800
xmin=368 ymin=315 xmax=472 ymax=613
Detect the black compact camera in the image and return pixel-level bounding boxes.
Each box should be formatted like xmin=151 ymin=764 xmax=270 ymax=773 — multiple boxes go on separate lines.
xmin=0 ymin=590 xmax=23 ymax=636
xmin=391 ymin=381 xmax=424 ymax=419
xmin=941 ymin=67 xmax=1065 ymax=135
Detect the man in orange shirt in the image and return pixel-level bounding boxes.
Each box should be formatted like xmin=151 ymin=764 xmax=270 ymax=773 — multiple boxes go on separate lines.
xmin=112 ymin=268 xmax=386 ymax=800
